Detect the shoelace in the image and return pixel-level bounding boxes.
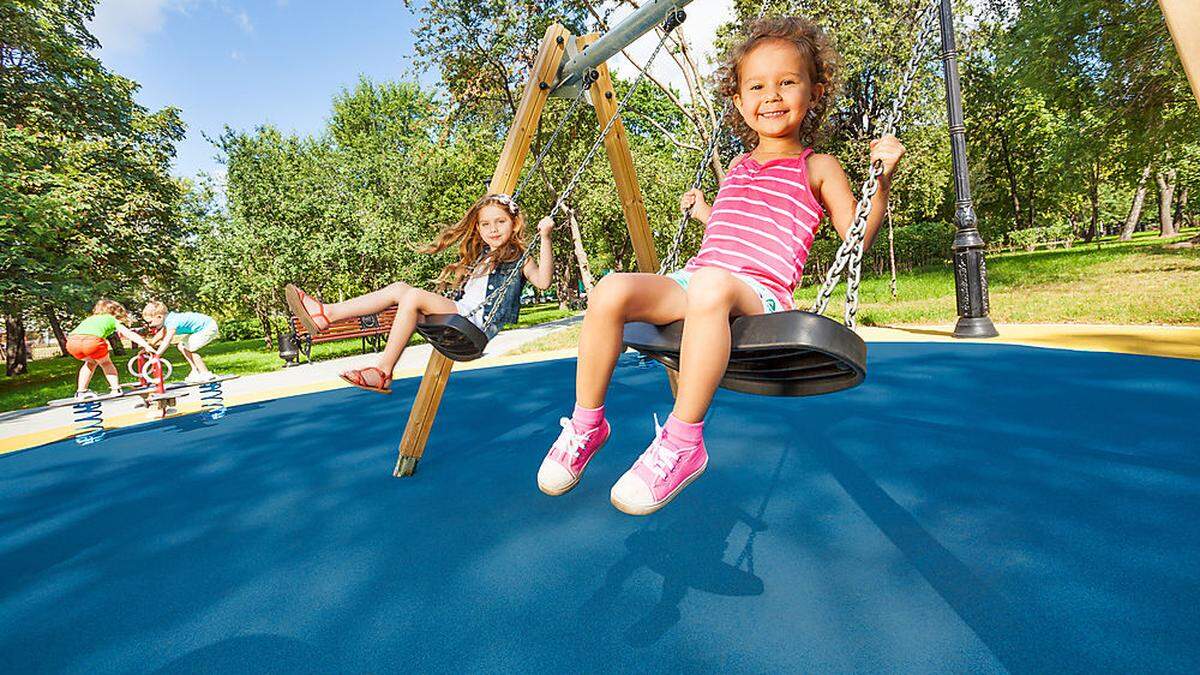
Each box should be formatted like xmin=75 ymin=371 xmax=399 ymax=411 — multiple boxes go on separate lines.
xmin=553 ymin=417 xmax=597 ymax=461
xmin=638 ymin=414 xmax=697 ymax=482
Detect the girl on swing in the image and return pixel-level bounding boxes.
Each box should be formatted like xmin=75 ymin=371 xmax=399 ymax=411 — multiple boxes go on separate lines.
xmin=286 ymin=194 xmax=555 ymax=393
xmin=538 ymin=17 xmax=906 ymax=515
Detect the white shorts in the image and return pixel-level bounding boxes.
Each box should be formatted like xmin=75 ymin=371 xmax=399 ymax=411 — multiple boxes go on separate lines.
xmin=453 ymin=300 xmax=487 ymax=329
xmin=666 ymin=268 xmax=788 ymax=314
xmin=181 ymin=324 xmax=218 ymax=352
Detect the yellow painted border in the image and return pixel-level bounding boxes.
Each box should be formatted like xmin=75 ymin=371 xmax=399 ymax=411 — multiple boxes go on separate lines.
xmin=4 ymin=323 xmax=1198 ymax=456
xmin=0 ymin=348 xmax=580 ymax=456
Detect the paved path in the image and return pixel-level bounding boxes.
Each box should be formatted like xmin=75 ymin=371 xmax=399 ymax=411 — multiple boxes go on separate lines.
xmin=4 ymin=319 xmax=1198 ymax=455
xmin=1 ymin=316 xmax=582 ymax=452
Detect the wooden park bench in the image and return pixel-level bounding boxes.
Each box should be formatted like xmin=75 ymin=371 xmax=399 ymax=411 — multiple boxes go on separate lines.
xmin=286 ymin=307 xmax=397 ymax=364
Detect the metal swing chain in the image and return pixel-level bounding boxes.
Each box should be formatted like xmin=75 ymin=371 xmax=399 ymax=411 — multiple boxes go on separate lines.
xmin=657 ymin=0 xmax=779 ymax=275
xmin=469 ymin=7 xmax=688 ymax=331
xmin=810 ymin=1 xmax=939 ymax=327
xmin=448 ymin=74 xmax=598 ymax=302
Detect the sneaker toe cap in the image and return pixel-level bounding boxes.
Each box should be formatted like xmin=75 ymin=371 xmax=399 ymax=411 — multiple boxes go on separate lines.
xmin=610 ymin=472 xmax=654 ymax=507
xmin=537 ymin=458 xmax=575 ymax=492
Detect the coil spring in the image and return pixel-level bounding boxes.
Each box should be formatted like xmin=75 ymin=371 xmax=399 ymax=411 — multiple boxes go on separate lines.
xmin=72 ymin=400 xmax=105 ymax=445
xmin=199 ymin=381 xmax=226 ymax=420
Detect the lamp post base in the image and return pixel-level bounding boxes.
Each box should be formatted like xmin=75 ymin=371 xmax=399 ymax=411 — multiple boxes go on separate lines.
xmin=953 ymin=315 xmax=999 ymax=339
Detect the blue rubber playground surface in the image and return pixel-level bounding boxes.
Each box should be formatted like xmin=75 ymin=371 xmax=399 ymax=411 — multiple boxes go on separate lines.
xmin=2 ymin=343 xmax=1198 ymax=673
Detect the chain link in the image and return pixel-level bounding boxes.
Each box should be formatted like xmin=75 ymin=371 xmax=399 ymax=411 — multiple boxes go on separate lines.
xmin=657 ymin=0 xmax=779 ymax=275
xmin=810 ymin=1 xmax=939 ymax=327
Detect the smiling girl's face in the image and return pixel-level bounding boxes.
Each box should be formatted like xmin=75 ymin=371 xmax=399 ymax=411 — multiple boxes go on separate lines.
xmin=733 ymin=38 xmax=824 ymax=142
xmin=476 ymin=204 xmax=516 ymax=250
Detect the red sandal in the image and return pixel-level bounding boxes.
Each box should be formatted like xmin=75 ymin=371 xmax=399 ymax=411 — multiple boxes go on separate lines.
xmin=339 ymin=366 xmax=392 ymax=394
xmin=285 ymin=284 xmax=331 ymax=334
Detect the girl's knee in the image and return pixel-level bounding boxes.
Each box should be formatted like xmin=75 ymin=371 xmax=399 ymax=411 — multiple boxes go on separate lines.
xmin=386 ymin=281 xmax=411 ymax=301
xmin=686 ymin=268 xmax=738 ymax=311
xmin=590 ymin=274 xmax=638 ymax=313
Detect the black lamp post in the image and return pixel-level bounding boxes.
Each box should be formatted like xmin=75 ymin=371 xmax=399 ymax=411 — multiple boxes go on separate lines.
xmin=939 ymin=0 xmax=998 ymax=338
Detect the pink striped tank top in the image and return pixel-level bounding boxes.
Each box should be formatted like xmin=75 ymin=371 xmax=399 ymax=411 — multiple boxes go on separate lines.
xmin=684 ymin=149 xmax=824 ymax=310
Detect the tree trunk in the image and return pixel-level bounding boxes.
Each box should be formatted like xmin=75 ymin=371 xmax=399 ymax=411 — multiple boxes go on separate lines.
xmin=1084 ymin=156 xmax=1100 ymax=243
xmin=4 ymin=313 xmax=29 ymax=376
xmin=1120 ymin=163 xmax=1152 ymax=240
xmin=1173 ymin=187 xmax=1188 ymax=230
xmin=257 ymin=308 xmax=274 ymax=349
xmin=998 ymin=133 xmax=1023 ymax=229
xmin=566 ymin=207 xmax=596 ymax=294
xmin=1157 ymin=170 xmax=1178 ymax=237
xmin=44 ymin=306 xmax=69 ymax=356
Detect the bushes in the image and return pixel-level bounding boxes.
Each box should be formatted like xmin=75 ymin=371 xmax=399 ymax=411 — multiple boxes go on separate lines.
xmin=1003 ymin=224 xmax=1075 ymax=251
xmin=805 ymin=220 xmax=954 ymax=283
xmin=214 ymin=316 xmax=287 ymax=343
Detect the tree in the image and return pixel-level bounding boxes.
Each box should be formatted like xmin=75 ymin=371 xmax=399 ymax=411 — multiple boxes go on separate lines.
xmin=1 ymin=0 xmax=187 ymax=375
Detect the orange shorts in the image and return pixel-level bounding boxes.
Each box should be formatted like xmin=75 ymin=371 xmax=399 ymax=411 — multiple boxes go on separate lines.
xmin=66 ymin=334 xmax=110 ymax=361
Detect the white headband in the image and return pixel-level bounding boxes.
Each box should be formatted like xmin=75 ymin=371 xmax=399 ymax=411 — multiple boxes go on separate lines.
xmin=491 ymin=193 xmax=520 ymax=215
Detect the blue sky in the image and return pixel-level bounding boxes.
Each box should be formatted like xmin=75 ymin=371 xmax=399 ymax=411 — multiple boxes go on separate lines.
xmin=87 ymin=0 xmax=734 ymax=181
xmin=88 ymin=1 xmax=429 ymax=180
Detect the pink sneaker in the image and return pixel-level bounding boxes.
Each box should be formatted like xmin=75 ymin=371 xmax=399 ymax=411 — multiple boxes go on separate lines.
xmin=537 ymin=417 xmax=611 ymax=496
xmin=610 ymin=416 xmax=708 ymax=516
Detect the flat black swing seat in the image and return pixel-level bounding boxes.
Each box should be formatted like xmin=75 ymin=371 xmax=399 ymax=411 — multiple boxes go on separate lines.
xmin=416 ymin=314 xmax=490 ymax=362
xmin=623 ymin=310 xmax=867 ymax=397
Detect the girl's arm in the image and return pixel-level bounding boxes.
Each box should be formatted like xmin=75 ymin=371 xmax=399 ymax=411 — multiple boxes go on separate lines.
xmin=523 ymin=216 xmax=555 ymax=290
xmin=679 ymin=154 xmax=744 ymax=225
xmin=154 ymin=327 xmax=177 ymax=356
xmin=115 ymin=322 xmax=155 ymax=352
xmin=809 ymin=134 xmax=905 ymax=250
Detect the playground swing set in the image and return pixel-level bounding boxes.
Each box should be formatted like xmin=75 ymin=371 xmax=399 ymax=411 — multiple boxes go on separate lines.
xmin=393 ymin=0 xmax=999 ymax=477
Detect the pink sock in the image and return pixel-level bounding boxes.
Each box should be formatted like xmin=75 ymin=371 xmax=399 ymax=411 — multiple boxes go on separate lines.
xmin=572 ymin=403 xmax=605 ymax=433
xmin=663 ymin=413 xmax=704 ymax=447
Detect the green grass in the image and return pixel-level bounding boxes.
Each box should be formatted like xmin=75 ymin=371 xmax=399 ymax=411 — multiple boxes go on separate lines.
xmin=514 ymin=229 xmax=1200 ymax=355
xmin=1 ymin=302 xmax=577 ymax=413
xmin=798 ymin=228 xmax=1200 ymax=326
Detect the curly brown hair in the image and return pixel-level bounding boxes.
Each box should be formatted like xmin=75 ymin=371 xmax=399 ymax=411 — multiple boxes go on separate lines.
xmin=420 ymin=193 xmax=528 ymax=292
xmin=718 ymin=16 xmax=840 ymax=148
xmin=92 ymin=299 xmax=129 ymax=323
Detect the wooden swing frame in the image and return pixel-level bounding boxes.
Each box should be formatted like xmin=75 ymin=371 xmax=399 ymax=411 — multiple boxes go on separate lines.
xmin=393 ymin=25 xmax=661 ymax=477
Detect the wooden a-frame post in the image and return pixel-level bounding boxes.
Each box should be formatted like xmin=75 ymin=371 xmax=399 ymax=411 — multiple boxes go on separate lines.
xmin=393 ymin=24 xmax=570 ymax=476
xmin=394 ymin=27 xmax=666 ymax=477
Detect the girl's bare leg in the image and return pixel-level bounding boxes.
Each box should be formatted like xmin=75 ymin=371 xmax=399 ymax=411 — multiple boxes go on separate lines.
xmin=374 ymin=288 xmax=457 ymax=375
xmin=324 ymin=282 xmax=417 ymax=323
xmin=77 ymin=360 xmax=97 ymax=392
xmin=576 ymin=273 xmax=688 ymax=408
xmin=97 ymin=356 xmax=121 ymax=392
xmin=672 ymin=268 xmax=766 ymax=422
xmin=179 ymin=346 xmax=211 ymax=377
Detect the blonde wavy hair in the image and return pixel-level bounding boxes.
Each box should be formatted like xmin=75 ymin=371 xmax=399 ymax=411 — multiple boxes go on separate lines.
xmin=718 ymin=16 xmax=840 ymax=148
xmin=92 ymin=299 xmax=129 ymax=323
xmin=421 ymin=193 xmax=527 ymax=292
xmin=142 ymin=300 xmax=168 ymax=321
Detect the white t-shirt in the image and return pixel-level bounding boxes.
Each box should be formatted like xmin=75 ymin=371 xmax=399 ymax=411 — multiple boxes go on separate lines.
xmin=454 ymin=272 xmax=490 ymax=327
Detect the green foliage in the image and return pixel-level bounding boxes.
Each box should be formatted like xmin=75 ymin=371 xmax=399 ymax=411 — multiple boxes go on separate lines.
xmin=1 ymin=0 xmax=188 ymax=371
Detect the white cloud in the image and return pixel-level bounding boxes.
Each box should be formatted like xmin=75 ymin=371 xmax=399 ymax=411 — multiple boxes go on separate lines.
xmin=606 ymin=0 xmax=735 ymax=101
xmin=230 ymin=49 xmax=244 ymax=61
xmin=229 ymin=8 xmax=253 ymax=33
xmin=87 ymin=0 xmax=253 ymax=55
xmin=88 ymin=0 xmax=176 ymax=55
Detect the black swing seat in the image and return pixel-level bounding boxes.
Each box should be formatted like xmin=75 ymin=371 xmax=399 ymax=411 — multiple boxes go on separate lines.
xmin=623 ymin=310 xmax=867 ymax=397
xmin=416 ymin=314 xmax=490 ymax=362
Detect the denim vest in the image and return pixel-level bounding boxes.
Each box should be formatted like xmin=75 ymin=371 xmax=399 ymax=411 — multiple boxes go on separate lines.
xmin=453 ymin=258 xmax=526 ymax=339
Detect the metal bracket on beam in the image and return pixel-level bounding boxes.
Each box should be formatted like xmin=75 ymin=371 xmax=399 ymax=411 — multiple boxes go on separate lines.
xmin=551 ymin=0 xmax=695 ymax=95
